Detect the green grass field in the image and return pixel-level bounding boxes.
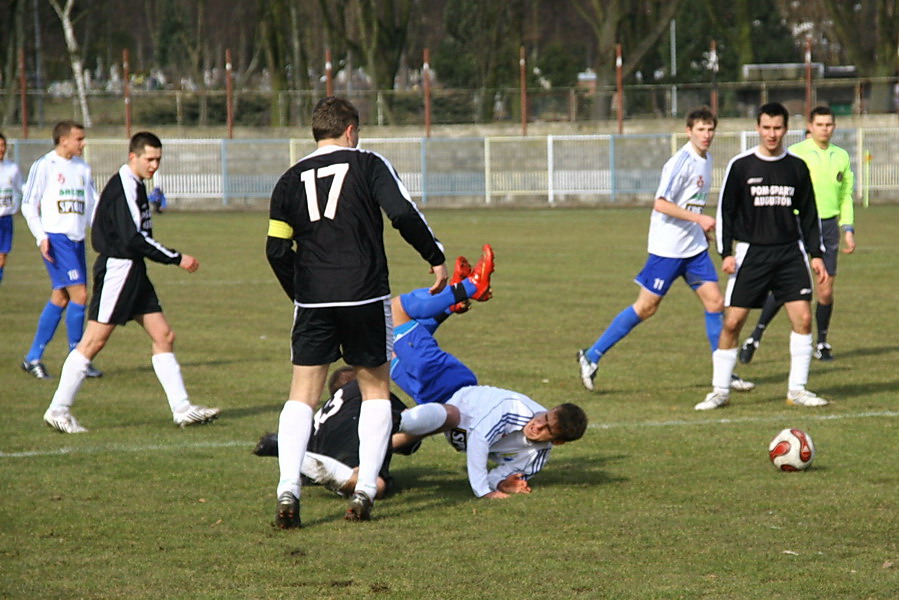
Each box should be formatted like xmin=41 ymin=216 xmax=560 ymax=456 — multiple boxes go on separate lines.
xmin=1 ymin=206 xmax=896 ymax=599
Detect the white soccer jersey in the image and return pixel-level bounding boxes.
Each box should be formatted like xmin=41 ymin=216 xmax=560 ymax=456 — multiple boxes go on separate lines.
xmin=444 ymin=385 xmax=553 ymax=497
xmin=21 ymin=150 xmax=97 ymax=243
xmin=647 ymin=142 xmax=712 ymax=258
xmin=0 ymin=159 xmax=23 ymax=217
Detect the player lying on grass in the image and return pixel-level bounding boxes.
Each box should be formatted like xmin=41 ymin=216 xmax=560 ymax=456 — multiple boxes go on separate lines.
xmin=390 ymin=246 xmax=588 ymax=499
xmin=254 ymin=365 xmax=421 ymax=500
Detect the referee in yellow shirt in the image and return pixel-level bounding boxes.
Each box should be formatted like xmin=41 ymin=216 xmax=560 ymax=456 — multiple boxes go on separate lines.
xmin=739 ymin=106 xmax=855 ymax=363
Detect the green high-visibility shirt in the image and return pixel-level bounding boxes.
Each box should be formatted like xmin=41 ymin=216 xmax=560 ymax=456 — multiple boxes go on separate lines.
xmin=788 ymin=137 xmax=854 ymax=227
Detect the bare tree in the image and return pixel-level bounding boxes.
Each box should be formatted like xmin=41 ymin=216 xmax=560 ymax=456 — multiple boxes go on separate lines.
xmin=573 ymin=0 xmax=684 ymax=118
xmin=820 ymin=0 xmax=898 ymax=77
xmin=48 ymin=0 xmax=92 ymax=126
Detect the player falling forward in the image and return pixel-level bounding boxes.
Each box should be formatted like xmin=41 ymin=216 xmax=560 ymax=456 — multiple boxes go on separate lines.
xmin=390 ymin=247 xmax=588 ymax=499
xmin=576 ymin=107 xmax=753 ymax=395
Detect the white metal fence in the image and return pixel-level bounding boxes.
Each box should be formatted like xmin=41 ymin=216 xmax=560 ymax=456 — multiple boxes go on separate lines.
xmin=6 ymin=128 xmax=897 ymax=208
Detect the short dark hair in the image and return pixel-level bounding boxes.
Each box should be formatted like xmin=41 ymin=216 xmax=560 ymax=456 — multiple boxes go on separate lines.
xmin=129 ymin=131 xmax=162 ymax=155
xmin=312 ymin=96 xmax=359 ymax=141
xmin=327 ymin=366 xmax=356 ymax=396
xmin=686 ymin=106 xmax=717 ymax=129
xmin=552 ymin=403 xmax=588 ymax=442
xmin=52 ymin=120 xmax=84 ymax=146
xmin=809 ymin=105 xmax=834 ymax=121
xmin=0 ymin=132 xmax=6 ymax=143
xmin=757 ymin=102 xmax=789 ymax=127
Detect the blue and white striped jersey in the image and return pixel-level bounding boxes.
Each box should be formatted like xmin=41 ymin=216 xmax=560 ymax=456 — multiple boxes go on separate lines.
xmin=444 ymin=385 xmax=552 ymax=497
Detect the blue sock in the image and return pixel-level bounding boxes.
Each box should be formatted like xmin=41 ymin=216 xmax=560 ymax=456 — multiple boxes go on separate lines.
xmin=586 ymin=306 xmax=642 ymax=364
xmin=400 ymin=286 xmax=459 ymax=321
xmin=705 ymin=311 xmax=723 ymax=352
xmin=66 ymin=302 xmax=86 ymax=351
xmin=26 ymin=302 xmax=65 ymax=362
xmin=0 ymin=266 xmax=4 ymax=283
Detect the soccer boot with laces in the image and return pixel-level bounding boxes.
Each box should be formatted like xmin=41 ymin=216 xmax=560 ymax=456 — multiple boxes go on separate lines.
xmin=22 ymin=359 xmax=52 ymax=379
xmin=730 ymin=373 xmax=755 ymax=392
xmin=738 ymin=337 xmax=759 ymax=364
xmin=173 ymin=404 xmax=220 ymax=427
xmin=344 ymin=490 xmax=373 ymax=521
xmin=694 ymin=391 xmax=730 ymax=411
xmin=43 ymin=409 xmax=88 ymax=433
xmin=814 ymin=342 xmax=834 ymax=361
xmin=275 ymin=492 xmax=301 ymax=529
xmin=448 ymin=255 xmax=472 ymax=314
xmin=576 ymin=349 xmax=598 ymax=391
xmin=467 ymin=244 xmax=495 ymax=301
xmin=786 ymin=389 xmax=829 ymax=407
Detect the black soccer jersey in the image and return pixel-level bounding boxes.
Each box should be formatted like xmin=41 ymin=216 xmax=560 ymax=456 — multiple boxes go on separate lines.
xmin=92 ymin=165 xmax=181 ymax=264
xmin=268 ymin=146 xmax=445 ymax=306
xmin=716 ymin=149 xmax=823 ymax=259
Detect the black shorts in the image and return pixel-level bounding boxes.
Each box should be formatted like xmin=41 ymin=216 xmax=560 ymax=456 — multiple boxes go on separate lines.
xmin=89 ymin=257 xmax=162 ymax=325
xmin=820 ymin=217 xmax=839 ymax=276
xmin=726 ymin=242 xmax=813 ymax=309
xmin=291 ymin=299 xmax=392 ymax=367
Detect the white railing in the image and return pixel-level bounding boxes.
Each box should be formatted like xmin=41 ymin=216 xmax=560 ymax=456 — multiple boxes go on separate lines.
xmin=6 ymin=128 xmax=897 ymax=207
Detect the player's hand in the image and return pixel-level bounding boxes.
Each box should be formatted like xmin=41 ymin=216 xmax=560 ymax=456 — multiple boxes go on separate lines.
xmin=39 ymin=238 xmax=54 ymax=263
xmin=696 ymin=214 xmax=716 ymax=233
xmin=811 ymin=257 xmax=828 ymax=285
xmin=482 ymin=490 xmax=510 ymax=500
xmin=428 ymin=262 xmax=448 ymax=294
xmin=721 ymin=256 xmax=736 ymax=274
xmin=841 ymin=231 xmax=856 ymax=254
xmin=497 ymin=473 xmax=532 ymax=495
xmin=179 ymin=254 xmax=199 ymax=273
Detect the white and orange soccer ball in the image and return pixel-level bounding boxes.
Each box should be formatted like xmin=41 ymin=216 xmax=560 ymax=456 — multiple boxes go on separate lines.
xmin=768 ymin=428 xmax=815 ymax=471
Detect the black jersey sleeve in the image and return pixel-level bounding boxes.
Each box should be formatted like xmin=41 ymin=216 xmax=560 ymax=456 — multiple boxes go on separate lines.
xmin=368 ymin=155 xmax=446 ymax=266
xmin=267 ymin=170 xmax=298 ymax=300
xmin=716 ymin=156 xmax=741 ymax=258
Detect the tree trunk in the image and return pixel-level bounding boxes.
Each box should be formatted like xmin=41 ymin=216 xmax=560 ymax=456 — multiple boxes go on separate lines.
xmin=49 ymin=0 xmax=92 ymax=127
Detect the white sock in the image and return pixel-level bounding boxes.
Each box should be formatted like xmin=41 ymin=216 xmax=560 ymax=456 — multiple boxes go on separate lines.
xmin=152 ymin=352 xmax=190 ymax=414
xmin=399 ymin=403 xmax=447 ymax=435
xmin=788 ymin=331 xmax=813 ymax=392
xmin=277 ymin=401 xmax=313 ymax=499
xmin=47 ymin=350 xmax=90 ymax=414
xmin=355 ymin=399 xmax=392 ymax=500
xmin=301 ymin=451 xmax=354 ymax=492
xmin=711 ymin=348 xmax=738 ymax=394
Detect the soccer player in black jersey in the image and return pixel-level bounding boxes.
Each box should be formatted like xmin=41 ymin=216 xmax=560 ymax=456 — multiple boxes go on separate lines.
xmin=44 ymin=132 xmax=219 ymax=433
xmin=267 ymin=96 xmax=447 ymax=527
xmin=696 ymin=102 xmax=830 ymax=411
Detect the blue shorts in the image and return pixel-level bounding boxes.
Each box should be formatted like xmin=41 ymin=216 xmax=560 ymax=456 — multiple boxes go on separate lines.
xmin=634 ymin=251 xmax=718 ymax=296
xmin=390 ymin=321 xmax=478 ymax=405
xmin=0 ymin=216 xmax=12 ymax=254
xmin=43 ymin=233 xmax=87 ymax=289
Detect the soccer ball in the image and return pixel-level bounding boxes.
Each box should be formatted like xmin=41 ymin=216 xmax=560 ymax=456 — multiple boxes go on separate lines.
xmin=768 ymin=428 xmax=815 ymax=471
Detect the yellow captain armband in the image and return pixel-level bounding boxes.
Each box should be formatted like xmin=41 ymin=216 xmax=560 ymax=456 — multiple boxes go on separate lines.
xmin=267 ymin=219 xmax=294 ymax=239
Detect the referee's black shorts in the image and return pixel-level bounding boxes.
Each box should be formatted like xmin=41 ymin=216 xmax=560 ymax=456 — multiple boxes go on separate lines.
xmin=89 ymin=257 xmax=162 ymax=325
xmin=726 ymin=241 xmax=813 ymax=309
xmin=291 ymin=299 xmax=392 ymax=367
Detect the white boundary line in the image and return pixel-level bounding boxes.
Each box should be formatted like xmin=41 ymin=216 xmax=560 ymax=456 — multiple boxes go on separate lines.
xmin=2 ymin=410 xmax=897 ymax=459
xmin=589 ymin=410 xmax=899 ymax=430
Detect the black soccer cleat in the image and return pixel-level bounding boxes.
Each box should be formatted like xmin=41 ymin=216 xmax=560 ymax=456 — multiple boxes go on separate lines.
xmin=275 ymin=492 xmax=301 ymax=529
xmin=344 ymin=491 xmax=373 ymax=522
xmin=253 ymin=433 xmax=279 ymax=457
xmin=738 ymin=337 xmax=758 ymax=364
xmin=814 ymin=342 xmax=834 ymax=361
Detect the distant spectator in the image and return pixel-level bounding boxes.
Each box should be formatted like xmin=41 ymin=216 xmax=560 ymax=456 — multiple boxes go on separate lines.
xmin=149 ymin=186 xmax=167 ymax=213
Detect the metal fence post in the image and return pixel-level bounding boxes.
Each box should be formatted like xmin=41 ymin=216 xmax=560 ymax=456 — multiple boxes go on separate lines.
xmin=221 ymin=139 xmax=229 ymax=206
xmin=610 ymin=135 xmax=617 ymax=203
xmin=484 ymin=137 xmax=491 ymax=204
xmin=547 ymin=135 xmax=554 ymax=204
xmin=420 ymin=137 xmax=429 ymax=205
